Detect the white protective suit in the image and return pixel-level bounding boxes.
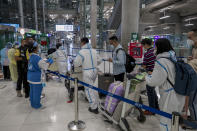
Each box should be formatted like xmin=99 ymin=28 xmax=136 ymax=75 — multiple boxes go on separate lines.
xmin=53 ymin=48 xmax=67 ymax=75
xmin=74 ymin=43 xmax=101 ymax=110
xmin=146 ymin=51 xmax=185 ymax=131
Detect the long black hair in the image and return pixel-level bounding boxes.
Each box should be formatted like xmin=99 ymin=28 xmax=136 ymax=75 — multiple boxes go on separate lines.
xmin=155 ymin=38 xmax=174 ymax=55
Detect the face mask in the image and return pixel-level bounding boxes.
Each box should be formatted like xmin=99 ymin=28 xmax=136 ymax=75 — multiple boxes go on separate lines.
xmin=187 ymin=39 xmax=194 ymax=47
xmin=110 ymin=45 xmax=114 ymax=50
xmin=153 ymin=49 xmax=157 ymax=55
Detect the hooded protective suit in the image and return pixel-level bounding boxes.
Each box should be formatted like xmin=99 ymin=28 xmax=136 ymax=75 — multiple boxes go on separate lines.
xmin=146 ymin=51 xmax=185 ymax=131
xmin=74 ymin=43 xmax=100 ymax=110
xmin=8 ymin=44 xmax=18 ymax=82
xmin=53 ymin=47 xmax=67 ymax=75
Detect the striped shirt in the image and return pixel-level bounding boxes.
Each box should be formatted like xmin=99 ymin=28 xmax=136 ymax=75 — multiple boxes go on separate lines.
xmin=143 ymin=47 xmax=156 ymax=72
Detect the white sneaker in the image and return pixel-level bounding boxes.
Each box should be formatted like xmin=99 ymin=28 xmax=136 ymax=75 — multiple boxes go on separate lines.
xmin=39 ymin=106 xmax=46 ymax=110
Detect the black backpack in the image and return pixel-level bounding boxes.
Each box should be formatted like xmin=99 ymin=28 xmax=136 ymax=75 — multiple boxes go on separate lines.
xmin=116 ymin=48 xmax=136 ymax=73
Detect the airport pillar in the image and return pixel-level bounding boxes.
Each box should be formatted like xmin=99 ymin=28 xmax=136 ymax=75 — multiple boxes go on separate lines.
xmin=34 ymin=0 xmax=38 ymax=31
xmin=98 ymin=0 xmax=104 ymax=49
xmin=121 ymin=0 xmax=140 ymax=50
xmin=90 ymin=0 xmax=97 ymax=48
xmin=83 ymin=0 xmax=87 ymax=37
xmin=175 ymin=23 xmax=182 ymax=35
xmin=18 ymin=0 xmax=24 ymax=28
xmin=42 ymin=0 xmax=46 ymax=33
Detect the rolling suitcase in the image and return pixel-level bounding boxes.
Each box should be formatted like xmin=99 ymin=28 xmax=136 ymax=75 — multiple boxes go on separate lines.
xmin=104 ymin=81 xmax=124 ymax=115
xmin=98 ymin=61 xmax=114 ymax=97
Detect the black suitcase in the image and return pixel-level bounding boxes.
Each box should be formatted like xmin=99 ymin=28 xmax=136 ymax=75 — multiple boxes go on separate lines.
xmin=98 ymin=61 xmax=114 ymax=98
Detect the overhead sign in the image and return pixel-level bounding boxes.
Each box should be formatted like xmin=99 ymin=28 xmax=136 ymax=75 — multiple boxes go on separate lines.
xmin=0 ymin=23 xmax=19 ymax=28
xmin=131 ymin=33 xmax=139 ymax=41
xmin=56 ymin=25 xmax=73 ymax=31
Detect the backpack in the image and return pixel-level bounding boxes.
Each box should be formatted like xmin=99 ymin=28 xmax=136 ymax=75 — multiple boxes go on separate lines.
xmin=157 ymin=57 xmax=197 ymax=120
xmin=157 ymin=57 xmax=197 ymax=96
xmin=116 ymin=48 xmax=136 ymax=73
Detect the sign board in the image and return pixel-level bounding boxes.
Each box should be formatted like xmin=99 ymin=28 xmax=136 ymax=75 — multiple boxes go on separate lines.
xmin=56 ymin=25 xmax=73 ymax=31
xmin=129 ymin=42 xmax=143 ymax=58
xmin=131 ymin=33 xmax=139 ymax=41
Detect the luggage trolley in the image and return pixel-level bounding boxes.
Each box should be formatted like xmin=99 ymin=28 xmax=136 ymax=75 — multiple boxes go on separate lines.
xmin=65 ymin=56 xmax=85 ymax=102
xmin=98 ymin=70 xmax=147 ymax=131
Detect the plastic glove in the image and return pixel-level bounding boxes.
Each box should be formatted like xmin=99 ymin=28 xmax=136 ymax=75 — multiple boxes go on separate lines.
xmin=46 ymin=58 xmax=53 ymax=64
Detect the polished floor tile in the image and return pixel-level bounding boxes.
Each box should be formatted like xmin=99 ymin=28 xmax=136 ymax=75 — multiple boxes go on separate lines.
xmin=0 ymin=80 xmax=191 ymax=131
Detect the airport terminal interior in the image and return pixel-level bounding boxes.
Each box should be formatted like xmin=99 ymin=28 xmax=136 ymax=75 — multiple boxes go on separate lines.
xmin=0 ymin=0 xmax=197 ymax=131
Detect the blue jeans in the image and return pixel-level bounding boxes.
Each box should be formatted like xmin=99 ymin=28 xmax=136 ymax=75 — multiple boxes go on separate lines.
xmin=30 ymin=84 xmax=43 ymax=109
xmin=146 ymin=85 xmax=159 ymax=110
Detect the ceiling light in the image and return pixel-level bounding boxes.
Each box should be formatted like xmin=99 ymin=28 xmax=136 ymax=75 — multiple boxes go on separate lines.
xmin=160 ymin=11 xmax=170 ymax=20
xmin=185 ymin=17 xmax=197 ymax=22
xmin=160 ymin=15 xmax=170 ymax=20
xmin=163 ymin=26 xmax=170 ymax=30
xmin=185 ymin=23 xmax=194 ymax=26
xmin=185 ymin=20 xmax=194 ymax=27
xmin=159 ymin=6 xmax=173 ymax=12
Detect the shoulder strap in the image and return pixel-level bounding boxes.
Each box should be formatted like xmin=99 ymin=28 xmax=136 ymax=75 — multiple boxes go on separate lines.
xmin=156 ymin=60 xmax=174 ymax=87
xmin=116 ymin=48 xmax=125 ymax=55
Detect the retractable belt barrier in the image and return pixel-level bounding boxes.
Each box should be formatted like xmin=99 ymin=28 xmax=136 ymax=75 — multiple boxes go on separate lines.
xmin=47 ymin=70 xmax=197 ymax=129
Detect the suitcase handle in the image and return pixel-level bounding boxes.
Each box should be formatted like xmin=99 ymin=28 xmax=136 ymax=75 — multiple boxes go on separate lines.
xmin=104 ymin=60 xmax=111 ymax=74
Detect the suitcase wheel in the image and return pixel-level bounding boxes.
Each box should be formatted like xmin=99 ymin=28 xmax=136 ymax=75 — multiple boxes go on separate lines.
xmin=137 ymin=115 xmax=146 ymax=123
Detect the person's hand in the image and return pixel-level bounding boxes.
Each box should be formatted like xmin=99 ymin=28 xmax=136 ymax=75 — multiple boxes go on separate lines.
xmin=46 ymin=58 xmax=53 ymax=65
xmin=108 ymin=58 xmax=113 ymax=62
xmin=142 ymin=65 xmax=146 ymax=69
xmin=187 ymin=56 xmax=193 ymax=61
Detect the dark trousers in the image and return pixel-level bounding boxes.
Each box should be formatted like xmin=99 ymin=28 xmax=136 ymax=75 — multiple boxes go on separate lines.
xmin=114 ymin=73 xmax=125 ymax=82
xmin=3 ymin=66 xmax=10 ymax=80
xmin=146 ymin=85 xmax=159 ymax=109
xmin=16 ymin=67 xmax=30 ymax=96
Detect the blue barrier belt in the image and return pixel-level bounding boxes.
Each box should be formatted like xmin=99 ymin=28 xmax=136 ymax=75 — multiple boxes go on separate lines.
xmin=47 ymin=70 xmax=172 ymax=119
xmin=47 ymin=70 xmax=197 ymax=129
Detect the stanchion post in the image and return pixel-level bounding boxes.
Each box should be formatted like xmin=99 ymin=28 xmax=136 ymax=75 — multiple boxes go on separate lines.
xmin=171 ymin=112 xmax=180 ymax=131
xmin=68 ymin=78 xmax=86 ymax=131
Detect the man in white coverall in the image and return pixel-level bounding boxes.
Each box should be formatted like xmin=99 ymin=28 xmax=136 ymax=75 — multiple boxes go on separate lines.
xmin=53 ymin=43 xmax=67 ymax=80
xmin=74 ymin=37 xmax=100 ymax=114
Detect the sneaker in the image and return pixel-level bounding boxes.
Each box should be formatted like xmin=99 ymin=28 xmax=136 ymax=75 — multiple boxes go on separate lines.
xmin=88 ymin=107 xmax=99 ymax=114
xmin=41 ymin=94 xmax=45 ymax=99
xmin=39 ymin=106 xmax=46 ymax=110
xmin=17 ymin=91 xmax=23 ymax=97
xmin=143 ymin=110 xmax=154 ymax=115
xmin=25 ymin=94 xmax=29 ymax=98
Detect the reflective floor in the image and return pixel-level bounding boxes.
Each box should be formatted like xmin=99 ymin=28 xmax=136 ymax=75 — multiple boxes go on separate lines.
xmin=0 ymin=80 xmax=193 ymax=131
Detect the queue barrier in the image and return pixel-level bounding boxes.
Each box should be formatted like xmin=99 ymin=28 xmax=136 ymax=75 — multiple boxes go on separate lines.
xmin=47 ymin=70 xmax=197 ymax=131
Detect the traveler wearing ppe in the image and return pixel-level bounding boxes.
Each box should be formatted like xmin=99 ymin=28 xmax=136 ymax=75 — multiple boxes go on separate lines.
xmin=141 ymin=38 xmax=159 ymax=115
xmin=187 ymin=29 xmax=197 ymax=72
xmin=15 ymin=39 xmax=30 ymax=98
xmin=108 ymin=36 xmax=126 ymax=82
xmin=8 ymin=42 xmax=19 ymax=84
xmin=146 ymin=38 xmax=185 ymax=131
xmin=0 ymin=42 xmax=12 ymax=80
xmin=53 ymin=43 xmax=67 ymax=79
xmin=27 ymin=41 xmax=53 ymax=109
xmin=74 ymin=37 xmax=99 ymax=114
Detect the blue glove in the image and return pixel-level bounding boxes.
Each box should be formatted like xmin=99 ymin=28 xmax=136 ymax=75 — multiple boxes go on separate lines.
xmin=46 ymin=58 xmax=53 ymax=64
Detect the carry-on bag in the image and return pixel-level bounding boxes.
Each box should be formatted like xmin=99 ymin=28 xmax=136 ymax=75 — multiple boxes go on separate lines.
xmin=104 ymin=81 xmax=124 ymax=115
xmin=98 ymin=60 xmax=114 ymax=97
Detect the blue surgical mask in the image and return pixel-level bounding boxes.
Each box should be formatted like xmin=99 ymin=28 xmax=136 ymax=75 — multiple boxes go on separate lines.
xmin=110 ymin=45 xmax=114 ymax=50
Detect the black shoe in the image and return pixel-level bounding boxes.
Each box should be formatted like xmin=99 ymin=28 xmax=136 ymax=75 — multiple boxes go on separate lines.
xmin=85 ymin=97 xmax=88 ymax=102
xmin=88 ymin=107 xmax=99 ymax=114
xmin=25 ymin=94 xmax=29 ymax=98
